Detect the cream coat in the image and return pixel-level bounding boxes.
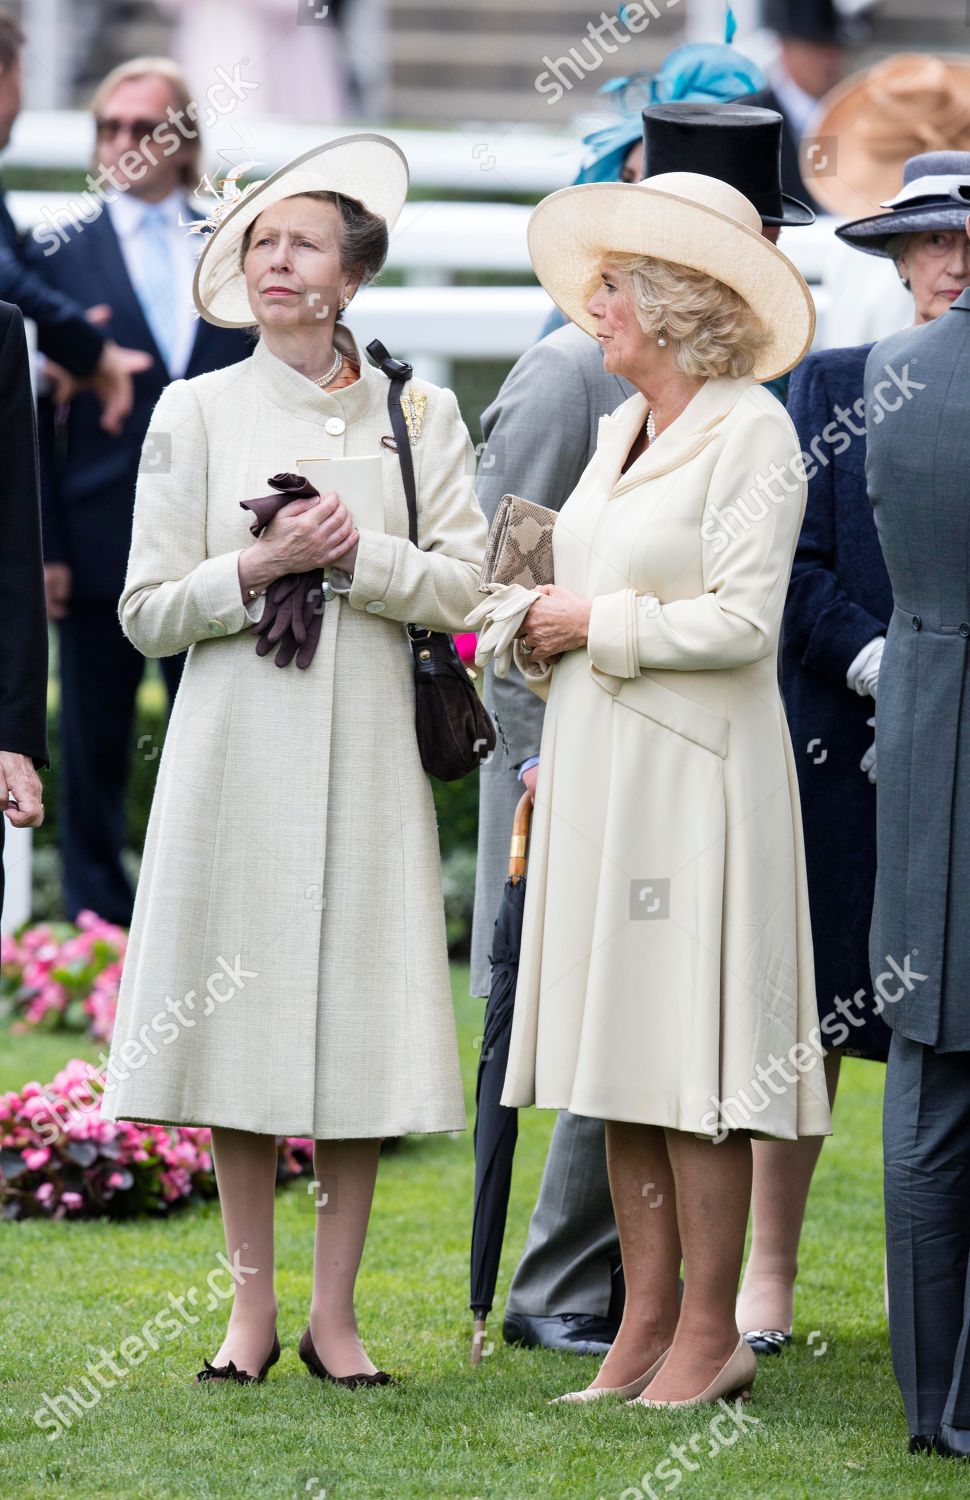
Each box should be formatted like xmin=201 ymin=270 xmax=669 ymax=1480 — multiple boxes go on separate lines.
xmin=101 ymin=327 xmax=488 ymax=1137
xmin=500 ymin=375 xmax=832 ymax=1141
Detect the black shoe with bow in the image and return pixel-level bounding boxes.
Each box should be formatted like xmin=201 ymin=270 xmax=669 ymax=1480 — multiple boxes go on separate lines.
xmin=298 ymin=1327 xmax=396 ymax=1388
xmin=195 ymin=1333 xmax=280 ymax=1385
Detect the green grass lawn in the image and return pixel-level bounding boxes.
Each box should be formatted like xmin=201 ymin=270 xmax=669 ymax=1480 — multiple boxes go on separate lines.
xmin=0 ymin=968 xmax=960 ymax=1499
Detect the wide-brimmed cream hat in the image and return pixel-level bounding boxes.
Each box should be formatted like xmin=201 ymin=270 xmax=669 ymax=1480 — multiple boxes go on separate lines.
xmin=527 ymin=173 xmax=815 ymax=382
xmin=192 ymin=134 xmax=409 ymax=328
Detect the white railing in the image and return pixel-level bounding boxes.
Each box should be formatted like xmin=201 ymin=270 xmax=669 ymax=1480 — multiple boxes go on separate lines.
xmin=4 ymin=112 xmax=584 ymax=194
xmin=1 ymin=828 xmax=32 ymax=934
xmin=8 ymin=188 xmax=834 ymax=380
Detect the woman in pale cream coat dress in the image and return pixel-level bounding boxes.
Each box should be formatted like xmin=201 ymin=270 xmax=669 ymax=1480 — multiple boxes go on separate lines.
xmin=100 ymin=138 xmax=487 ymax=1386
xmin=494 ymin=173 xmax=832 ymax=1409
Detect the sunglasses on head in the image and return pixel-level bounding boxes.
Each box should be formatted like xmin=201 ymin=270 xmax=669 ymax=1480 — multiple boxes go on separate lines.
xmin=95 ymin=117 xmax=167 ymax=142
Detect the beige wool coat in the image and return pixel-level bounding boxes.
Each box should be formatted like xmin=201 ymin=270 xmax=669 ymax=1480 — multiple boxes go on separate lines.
xmin=100 ymin=326 xmax=488 ymax=1138
xmin=500 ymin=375 xmax=833 ymax=1141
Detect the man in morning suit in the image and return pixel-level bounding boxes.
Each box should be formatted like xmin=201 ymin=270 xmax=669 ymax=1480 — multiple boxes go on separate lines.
xmin=865 ymin=220 xmax=970 ymax=1460
xmin=37 ymin=58 xmax=250 ymax=925
xmin=0 ymin=299 xmax=47 ymax=918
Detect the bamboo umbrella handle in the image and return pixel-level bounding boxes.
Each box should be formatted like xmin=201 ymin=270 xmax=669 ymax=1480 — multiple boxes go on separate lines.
xmin=509 ymin=790 xmax=533 ymax=882
xmin=471 ymin=1315 xmax=489 ymax=1366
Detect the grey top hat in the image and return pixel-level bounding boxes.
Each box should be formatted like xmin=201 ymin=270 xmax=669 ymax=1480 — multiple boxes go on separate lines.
xmin=836 ymin=150 xmax=970 ymax=257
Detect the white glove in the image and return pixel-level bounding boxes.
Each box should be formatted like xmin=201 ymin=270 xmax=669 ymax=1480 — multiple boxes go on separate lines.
xmin=846 ymin=636 xmax=884 ymax=700
xmin=860 ymin=715 xmax=876 ymax=783
xmin=465 ymin=583 xmax=541 ymax=678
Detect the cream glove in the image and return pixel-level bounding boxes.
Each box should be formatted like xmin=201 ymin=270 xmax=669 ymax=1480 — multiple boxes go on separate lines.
xmin=465 ymin=583 xmax=541 ymax=679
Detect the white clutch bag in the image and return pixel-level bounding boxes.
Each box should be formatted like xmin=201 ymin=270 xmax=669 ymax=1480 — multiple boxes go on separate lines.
xmin=295 ymin=455 xmax=384 ymax=533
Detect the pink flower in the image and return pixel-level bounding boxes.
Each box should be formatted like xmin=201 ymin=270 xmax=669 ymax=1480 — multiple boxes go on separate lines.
xmin=22 ymin=1147 xmax=50 ymax=1170
xmin=61 ymin=1192 xmax=84 ymax=1212
xmin=34 ymin=1182 xmax=54 ymax=1206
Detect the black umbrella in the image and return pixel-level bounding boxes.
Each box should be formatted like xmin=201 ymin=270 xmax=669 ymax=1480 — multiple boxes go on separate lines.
xmin=470 ymin=790 xmax=533 ymax=1365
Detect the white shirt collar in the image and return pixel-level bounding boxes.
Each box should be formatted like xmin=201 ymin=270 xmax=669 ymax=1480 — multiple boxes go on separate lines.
xmin=769 ymin=66 xmax=818 ymax=141
xmin=108 ymin=186 xmax=188 ymax=240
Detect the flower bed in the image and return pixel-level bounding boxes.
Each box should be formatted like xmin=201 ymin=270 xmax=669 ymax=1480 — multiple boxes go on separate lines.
xmin=1 ymin=911 xmax=124 ymax=1042
xmin=0 ymin=1058 xmax=313 ymax=1220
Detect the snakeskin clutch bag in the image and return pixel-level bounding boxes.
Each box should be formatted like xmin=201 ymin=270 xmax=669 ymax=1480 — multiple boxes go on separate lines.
xmin=479 ymin=493 xmax=557 ymax=592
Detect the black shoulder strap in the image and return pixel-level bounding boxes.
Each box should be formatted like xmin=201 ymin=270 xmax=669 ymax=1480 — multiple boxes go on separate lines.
xmin=367 ymin=337 xmax=418 ymax=548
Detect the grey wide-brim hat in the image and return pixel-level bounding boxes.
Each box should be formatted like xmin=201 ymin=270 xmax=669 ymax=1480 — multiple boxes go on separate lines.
xmin=836 ymin=150 xmax=970 ymax=257
xmin=192 ymin=135 xmax=409 ymax=327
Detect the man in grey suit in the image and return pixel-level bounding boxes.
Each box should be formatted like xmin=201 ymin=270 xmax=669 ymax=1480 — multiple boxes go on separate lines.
xmin=471 ymin=320 xmax=633 ymax=1355
xmin=470 ymin=101 xmax=815 ymax=1355
xmin=865 ymin=255 xmax=970 ymax=1459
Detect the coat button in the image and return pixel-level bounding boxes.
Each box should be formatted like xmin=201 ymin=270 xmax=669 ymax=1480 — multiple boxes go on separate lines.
xmin=322 ymin=582 xmax=337 ymax=602
xmin=961 ymin=623 xmax=970 ymax=638
xmin=324 ymin=416 xmax=345 ymax=436
xmin=912 ymin=615 xmax=922 ymax=630
xmin=207 ymin=619 xmax=227 ymax=635
xmin=364 ymin=601 xmax=386 ymax=614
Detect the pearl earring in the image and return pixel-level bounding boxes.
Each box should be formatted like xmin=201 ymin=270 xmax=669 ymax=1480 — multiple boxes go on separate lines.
xmin=657 ymin=325 xmax=668 ymax=347
xmin=338 ymin=295 xmax=350 ymax=311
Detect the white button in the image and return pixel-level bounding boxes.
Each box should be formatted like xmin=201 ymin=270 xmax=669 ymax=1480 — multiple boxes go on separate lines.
xmin=324 ymin=416 xmax=345 ymax=436
xmin=207 ymin=619 xmax=227 ymax=635
xmin=322 ymin=583 xmax=337 ymax=601
xmin=364 ymin=601 xmax=386 ymax=614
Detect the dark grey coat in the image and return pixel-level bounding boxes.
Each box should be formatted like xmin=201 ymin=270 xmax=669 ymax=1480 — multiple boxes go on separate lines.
xmin=864 ymin=289 xmax=970 ymax=1051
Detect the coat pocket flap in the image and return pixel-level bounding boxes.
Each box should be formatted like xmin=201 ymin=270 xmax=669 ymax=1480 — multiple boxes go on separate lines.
xmin=591 ymin=667 xmax=729 ymax=758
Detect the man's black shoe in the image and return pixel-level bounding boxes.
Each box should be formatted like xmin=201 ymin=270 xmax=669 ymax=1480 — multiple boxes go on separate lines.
xmin=908 ymin=1435 xmax=937 ymax=1455
xmin=502 ymin=1312 xmax=618 ymax=1355
xmin=936 ymin=1425 xmax=970 ymax=1459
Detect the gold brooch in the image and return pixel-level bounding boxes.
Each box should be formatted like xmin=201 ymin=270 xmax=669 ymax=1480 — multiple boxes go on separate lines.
xmin=400 ymin=390 xmax=428 ymax=444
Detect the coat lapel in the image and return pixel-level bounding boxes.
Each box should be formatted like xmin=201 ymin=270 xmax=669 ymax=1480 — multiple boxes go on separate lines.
xmin=89 ymin=208 xmax=169 ymax=375
xmin=603 ymin=375 xmax=756 ymax=496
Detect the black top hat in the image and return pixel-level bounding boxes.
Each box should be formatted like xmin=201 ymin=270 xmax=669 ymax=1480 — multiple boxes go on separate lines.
xmin=641 ymin=103 xmax=815 ymax=227
xmin=761 ymin=0 xmax=861 ymax=46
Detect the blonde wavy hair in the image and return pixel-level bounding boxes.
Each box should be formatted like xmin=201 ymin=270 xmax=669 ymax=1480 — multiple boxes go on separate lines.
xmin=605 ymin=253 xmax=770 ymax=379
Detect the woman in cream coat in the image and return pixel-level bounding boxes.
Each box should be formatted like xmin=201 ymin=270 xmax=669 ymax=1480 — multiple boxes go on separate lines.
xmin=494 ymin=172 xmax=832 ymax=1409
xmin=100 ymin=137 xmax=487 ymax=1386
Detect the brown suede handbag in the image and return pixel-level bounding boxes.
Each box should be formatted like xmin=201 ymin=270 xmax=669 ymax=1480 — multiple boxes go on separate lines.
xmin=368 ymin=340 xmax=496 ymax=781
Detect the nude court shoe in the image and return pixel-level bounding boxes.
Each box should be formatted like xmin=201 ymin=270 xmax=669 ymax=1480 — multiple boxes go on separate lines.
xmin=550 ymin=1346 xmax=671 ymax=1405
xmin=630 ymin=1337 xmax=757 ymax=1409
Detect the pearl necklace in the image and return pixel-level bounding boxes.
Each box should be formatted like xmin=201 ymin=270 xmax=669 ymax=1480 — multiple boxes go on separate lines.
xmin=646 ymin=409 xmax=657 ymax=444
xmin=312 ymin=347 xmax=343 ymax=388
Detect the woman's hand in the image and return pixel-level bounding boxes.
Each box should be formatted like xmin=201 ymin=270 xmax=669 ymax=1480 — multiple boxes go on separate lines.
xmin=239 ymin=491 xmax=360 ymax=596
xmin=517 ymin=584 xmax=592 ymax=660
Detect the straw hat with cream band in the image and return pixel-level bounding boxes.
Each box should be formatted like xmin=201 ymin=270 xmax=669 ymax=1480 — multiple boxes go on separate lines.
xmin=191 ymin=134 xmax=409 ymax=328
xmin=527 ymin=171 xmax=815 ymax=383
